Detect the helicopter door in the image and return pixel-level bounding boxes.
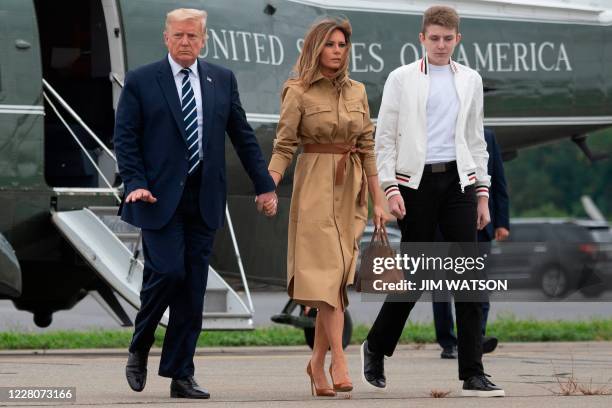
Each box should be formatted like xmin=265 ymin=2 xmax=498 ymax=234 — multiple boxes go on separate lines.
xmin=0 ymin=0 xmax=45 ymax=190
xmin=34 ymin=0 xmax=116 ymax=188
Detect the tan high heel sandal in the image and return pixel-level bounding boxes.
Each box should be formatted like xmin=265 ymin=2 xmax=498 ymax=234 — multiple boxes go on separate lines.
xmin=306 ymin=361 xmax=336 ymax=397
xmin=329 ymin=364 xmax=353 ymax=392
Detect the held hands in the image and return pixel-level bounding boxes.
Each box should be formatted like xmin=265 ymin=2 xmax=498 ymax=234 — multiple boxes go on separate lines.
xmin=388 ymin=195 xmax=406 ymax=220
xmin=125 ymin=188 xmax=157 ymax=203
xmin=255 ymin=170 xmax=282 ymax=217
xmin=477 ymin=197 xmax=491 ymax=230
xmin=256 ymin=191 xmax=278 ymax=217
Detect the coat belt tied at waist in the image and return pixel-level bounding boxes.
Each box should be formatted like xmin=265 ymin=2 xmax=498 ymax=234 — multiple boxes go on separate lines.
xmin=302 ymin=143 xmax=368 ymax=206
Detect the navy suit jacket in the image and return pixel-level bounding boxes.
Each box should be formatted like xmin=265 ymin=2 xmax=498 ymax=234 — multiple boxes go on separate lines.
xmin=478 ymin=129 xmax=510 ymax=242
xmin=114 ymin=57 xmax=275 ymax=230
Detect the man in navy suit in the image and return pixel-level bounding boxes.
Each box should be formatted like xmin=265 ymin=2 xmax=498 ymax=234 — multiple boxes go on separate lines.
xmin=114 ymin=8 xmax=277 ymax=399
xmin=432 ymin=128 xmax=510 ymax=359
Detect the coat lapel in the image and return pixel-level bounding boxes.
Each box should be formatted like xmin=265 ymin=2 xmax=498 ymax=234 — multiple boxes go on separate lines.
xmin=157 ymin=59 xmax=187 ymax=143
xmin=197 ymin=59 xmax=215 ymax=156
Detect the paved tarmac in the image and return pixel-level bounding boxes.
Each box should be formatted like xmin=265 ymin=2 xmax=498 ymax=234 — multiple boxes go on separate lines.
xmin=0 ymin=342 xmax=611 ymax=407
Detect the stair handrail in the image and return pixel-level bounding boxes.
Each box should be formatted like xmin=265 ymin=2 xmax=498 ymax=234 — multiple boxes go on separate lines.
xmin=110 ymin=72 xmax=124 ymax=89
xmin=42 ymin=91 xmax=121 ymax=203
xmin=225 ymin=206 xmax=255 ymax=313
xmin=42 ymin=78 xmax=117 ymax=163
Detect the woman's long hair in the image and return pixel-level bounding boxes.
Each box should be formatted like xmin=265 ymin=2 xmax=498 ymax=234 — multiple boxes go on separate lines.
xmin=289 ymin=17 xmax=352 ymax=89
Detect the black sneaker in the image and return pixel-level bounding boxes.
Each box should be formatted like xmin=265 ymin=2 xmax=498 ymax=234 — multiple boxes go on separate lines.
xmin=360 ymin=340 xmax=386 ymax=390
xmin=482 ymin=336 xmax=498 ymax=354
xmin=461 ymin=374 xmax=505 ymax=397
xmin=440 ymin=346 xmax=457 ymax=359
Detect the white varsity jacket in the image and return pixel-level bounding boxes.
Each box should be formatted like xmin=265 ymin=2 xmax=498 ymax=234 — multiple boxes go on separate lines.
xmin=375 ymin=55 xmax=491 ymax=199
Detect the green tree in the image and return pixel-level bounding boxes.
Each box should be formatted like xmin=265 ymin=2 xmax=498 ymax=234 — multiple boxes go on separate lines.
xmin=504 ymin=128 xmax=612 ymax=220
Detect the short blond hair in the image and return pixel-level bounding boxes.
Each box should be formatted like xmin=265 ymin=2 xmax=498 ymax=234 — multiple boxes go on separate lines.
xmin=165 ymin=8 xmax=208 ymax=41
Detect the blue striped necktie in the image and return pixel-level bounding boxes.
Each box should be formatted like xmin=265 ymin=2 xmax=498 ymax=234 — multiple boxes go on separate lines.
xmin=180 ymin=68 xmax=200 ymax=174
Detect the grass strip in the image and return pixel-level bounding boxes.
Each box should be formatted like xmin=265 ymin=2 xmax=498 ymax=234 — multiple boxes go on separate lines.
xmin=2 ymin=317 xmax=612 ymax=350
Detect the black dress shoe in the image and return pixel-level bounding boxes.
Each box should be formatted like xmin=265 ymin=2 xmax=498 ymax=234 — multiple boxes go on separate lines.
xmin=440 ymin=346 xmax=457 ymax=359
xmin=461 ymin=374 xmax=505 ymax=397
xmin=125 ymin=350 xmax=148 ymax=392
xmin=170 ymin=376 xmax=210 ymax=399
xmin=360 ymin=340 xmax=386 ymax=390
xmin=482 ymin=336 xmax=498 ymax=354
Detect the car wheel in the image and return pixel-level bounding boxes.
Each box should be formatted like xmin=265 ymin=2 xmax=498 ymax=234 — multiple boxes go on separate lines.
xmin=540 ymin=267 xmax=569 ymax=298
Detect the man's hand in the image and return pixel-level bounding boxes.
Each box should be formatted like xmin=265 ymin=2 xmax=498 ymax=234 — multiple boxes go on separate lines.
xmin=125 ymin=188 xmax=157 ymax=203
xmin=476 ymin=197 xmax=490 ymax=230
xmin=256 ymin=191 xmax=278 ymax=217
xmin=495 ymin=227 xmax=510 ymax=241
xmin=388 ymin=195 xmax=406 ymax=220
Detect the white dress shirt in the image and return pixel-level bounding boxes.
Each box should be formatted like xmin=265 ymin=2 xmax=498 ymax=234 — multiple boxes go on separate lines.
xmin=168 ymin=54 xmax=204 ymax=160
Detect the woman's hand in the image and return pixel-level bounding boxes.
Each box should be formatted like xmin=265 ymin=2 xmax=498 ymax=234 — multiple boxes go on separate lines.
xmin=269 ymin=170 xmax=282 ymax=187
xmin=373 ymin=203 xmax=388 ymax=229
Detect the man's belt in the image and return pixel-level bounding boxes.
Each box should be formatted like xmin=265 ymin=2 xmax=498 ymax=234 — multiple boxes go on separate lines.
xmin=302 ymin=143 xmax=368 ymax=206
xmin=424 ymin=160 xmax=457 ymax=173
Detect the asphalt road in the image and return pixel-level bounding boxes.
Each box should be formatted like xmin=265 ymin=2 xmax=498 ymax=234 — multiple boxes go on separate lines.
xmin=0 ymin=342 xmax=611 ymax=407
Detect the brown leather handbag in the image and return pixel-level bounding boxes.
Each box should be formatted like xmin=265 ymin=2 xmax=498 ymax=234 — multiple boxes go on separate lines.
xmin=356 ymin=225 xmax=406 ymax=294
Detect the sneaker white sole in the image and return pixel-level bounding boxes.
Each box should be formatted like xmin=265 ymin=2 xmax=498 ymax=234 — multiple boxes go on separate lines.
xmin=360 ymin=342 xmax=387 ymax=392
xmin=461 ymin=389 xmax=505 ymax=397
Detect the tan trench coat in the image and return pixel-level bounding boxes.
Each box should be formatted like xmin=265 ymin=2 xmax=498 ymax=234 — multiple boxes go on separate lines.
xmin=268 ymin=74 xmax=377 ymax=309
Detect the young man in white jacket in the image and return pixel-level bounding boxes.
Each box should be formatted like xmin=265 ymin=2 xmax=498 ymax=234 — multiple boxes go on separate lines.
xmin=360 ymin=6 xmax=505 ymax=397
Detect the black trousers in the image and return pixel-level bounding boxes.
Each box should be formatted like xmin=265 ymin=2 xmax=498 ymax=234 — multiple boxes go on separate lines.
xmin=367 ymin=169 xmax=485 ymax=380
xmin=129 ymin=168 xmax=216 ymax=379
xmin=433 ymin=301 xmax=490 ymax=349
xmin=433 ymin=239 xmax=491 ymax=349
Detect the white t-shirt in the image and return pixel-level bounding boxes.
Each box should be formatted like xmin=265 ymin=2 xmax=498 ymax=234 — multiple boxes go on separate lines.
xmin=425 ymin=64 xmax=458 ymax=164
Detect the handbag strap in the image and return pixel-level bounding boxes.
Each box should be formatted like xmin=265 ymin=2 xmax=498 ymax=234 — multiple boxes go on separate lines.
xmin=378 ymin=224 xmax=392 ymax=247
xmin=370 ymin=225 xmax=381 ymax=245
xmin=372 ymin=224 xmax=392 ymax=247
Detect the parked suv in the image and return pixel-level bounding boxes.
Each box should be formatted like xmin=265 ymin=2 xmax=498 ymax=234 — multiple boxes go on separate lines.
xmin=574 ymin=220 xmax=612 ymax=297
xmin=487 ymin=219 xmax=609 ymax=298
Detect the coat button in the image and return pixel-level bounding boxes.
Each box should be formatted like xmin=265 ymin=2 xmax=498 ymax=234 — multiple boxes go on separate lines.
xmin=185 ymin=154 xmax=189 ymax=159
xmin=180 ymin=181 xmax=184 ymax=186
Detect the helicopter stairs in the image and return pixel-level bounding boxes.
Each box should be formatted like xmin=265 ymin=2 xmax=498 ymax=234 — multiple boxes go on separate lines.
xmin=51 ymin=206 xmax=254 ymax=330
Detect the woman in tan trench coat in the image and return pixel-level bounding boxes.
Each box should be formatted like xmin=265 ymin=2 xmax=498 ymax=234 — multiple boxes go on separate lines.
xmin=267 ymin=18 xmax=386 ymax=397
